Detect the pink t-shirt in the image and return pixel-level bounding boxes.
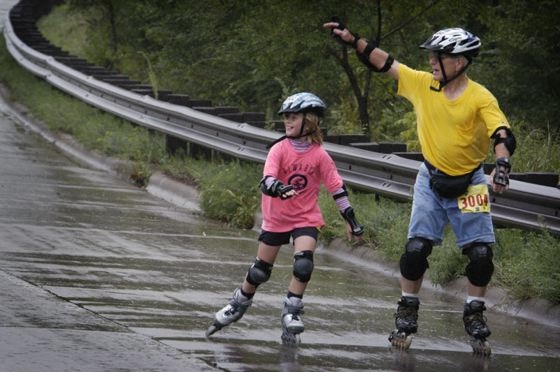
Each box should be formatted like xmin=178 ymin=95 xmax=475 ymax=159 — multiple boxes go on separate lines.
xmin=261 ymin=140 xmax=343 ymax=232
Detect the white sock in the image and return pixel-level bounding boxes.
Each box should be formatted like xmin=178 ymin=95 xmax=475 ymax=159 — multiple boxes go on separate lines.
xmin=466 ymin=296 xmax=485 ymax=304
xmin=402 ymin=292 xmax=419 ymax=298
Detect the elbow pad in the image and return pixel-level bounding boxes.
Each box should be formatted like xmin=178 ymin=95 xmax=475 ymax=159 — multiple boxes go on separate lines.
xmin=491 ymin=127 xmax=516 ymax=156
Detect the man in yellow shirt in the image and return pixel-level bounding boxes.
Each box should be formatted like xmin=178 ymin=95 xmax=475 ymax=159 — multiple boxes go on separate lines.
xmin=324 ymin=20 xmax=516 ymax=355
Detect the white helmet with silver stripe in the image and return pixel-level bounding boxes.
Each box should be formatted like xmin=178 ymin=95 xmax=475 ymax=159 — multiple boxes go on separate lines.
xmin=278 ymin=92 xmax=326 ymax=117
xmin=420 ymin=28 xmax=481 ymax=56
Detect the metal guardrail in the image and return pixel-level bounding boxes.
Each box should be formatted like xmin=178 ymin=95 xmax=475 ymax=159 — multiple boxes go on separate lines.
xmin=3 ymin=9 xmax=560 ymax=235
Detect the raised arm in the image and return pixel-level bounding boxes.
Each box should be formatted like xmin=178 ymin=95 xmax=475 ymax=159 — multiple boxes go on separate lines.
xmin=323 ymin=17 xmax=399 ymax=80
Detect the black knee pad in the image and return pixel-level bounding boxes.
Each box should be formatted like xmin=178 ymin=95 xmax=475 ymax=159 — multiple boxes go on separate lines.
xmin=463 ymin=244 xmax=494 ymax=287
xmin=246 ymin=258 xmax=273 ymax=287
xmin=400 ymin=237 xmax=433 ymax=281
xmin=293 ymin=250 xmax=314 ymax=283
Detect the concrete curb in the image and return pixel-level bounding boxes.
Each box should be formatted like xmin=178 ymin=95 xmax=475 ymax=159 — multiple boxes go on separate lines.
xmin=146 ymin=172 xmax=201 ymax=213
xmin=1 ymin=85 xmax=558 ymax=329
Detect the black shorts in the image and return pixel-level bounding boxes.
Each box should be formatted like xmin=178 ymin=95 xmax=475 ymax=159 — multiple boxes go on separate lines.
xmin=258 ymin=227 xmax=319 ymax=246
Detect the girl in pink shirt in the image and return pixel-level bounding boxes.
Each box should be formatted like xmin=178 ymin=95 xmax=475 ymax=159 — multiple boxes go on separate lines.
xmin=207 ymin=92 xmax=365 ymax=345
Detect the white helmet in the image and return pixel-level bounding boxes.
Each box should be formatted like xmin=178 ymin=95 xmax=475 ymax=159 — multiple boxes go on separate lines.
xmin=419 ymin=28 xmax=481 ymax=57
xmin=278 ymin=92 xmax=326 ymax=117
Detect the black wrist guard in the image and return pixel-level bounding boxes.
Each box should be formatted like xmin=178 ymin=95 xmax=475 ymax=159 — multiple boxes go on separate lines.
xmin=260 ymin=177 xmax=294 ymax=199
xmin=363 ymin=41 xmax=377 ymax=57
xmin=341 ymin=207 xmax=364 ymax=236
xmin=493 ymin=157 xmax=511 ymax=187
xmin=351 ymin=33 xmax=361 ymax=48
xmin=357 ymin=47 xmax=394 ymax=73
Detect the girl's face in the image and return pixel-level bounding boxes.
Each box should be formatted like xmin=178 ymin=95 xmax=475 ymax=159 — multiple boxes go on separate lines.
xmin=282 ymin=112 xmax=304 ymax=137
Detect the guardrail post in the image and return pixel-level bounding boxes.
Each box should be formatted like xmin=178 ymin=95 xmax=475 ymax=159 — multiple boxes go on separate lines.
xmin=165 ymin=135 xmax=216 ymax=160
xmin=325 ymin=134 xmax=370 ymax=145
xmin=165 ymin=136 xmax=189 ymax=157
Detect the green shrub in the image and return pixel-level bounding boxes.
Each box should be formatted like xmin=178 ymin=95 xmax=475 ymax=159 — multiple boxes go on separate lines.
xmin=427 ymin=231 xmax=467 ymax=285
xmin=198 ymin=161 xmax=261 ymax=229
xmin=495 ymin=228 xmax=560 ymax=301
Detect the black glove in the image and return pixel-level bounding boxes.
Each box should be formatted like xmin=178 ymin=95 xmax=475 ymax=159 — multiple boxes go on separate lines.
xmin=493 ymin=157 xmax=511 ymax=187
xmin=341 ymin=207 xmax=364 ymax=236
xmin=330 ymin=16 xmax=360 ymax=48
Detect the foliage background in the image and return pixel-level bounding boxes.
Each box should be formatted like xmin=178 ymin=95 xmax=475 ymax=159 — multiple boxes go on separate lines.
xmin=42 ymin=0 xmax=560 ymax=153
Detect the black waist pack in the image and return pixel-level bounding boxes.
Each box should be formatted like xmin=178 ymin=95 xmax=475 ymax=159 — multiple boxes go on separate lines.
xmin=426 ymin=162 xmax=479 ymax=199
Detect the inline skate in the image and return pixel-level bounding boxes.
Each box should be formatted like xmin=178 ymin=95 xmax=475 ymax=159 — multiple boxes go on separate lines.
xmin=463 ymin=300 xmax=492 ymax=356
xmin=280 ymin=296 xmax=305 ymax=346
xmin=388 ymin=296 xmax=419 ymax=350
xmin=206 ymin=288 xmax=252 ymax=337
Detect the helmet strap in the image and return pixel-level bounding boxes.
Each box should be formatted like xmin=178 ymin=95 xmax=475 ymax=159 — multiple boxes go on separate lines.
xmin=299 ymin=113 xmax=311 ymax=137
xmin=266 ymin=113 xmax=316 ymax=149
xmin=430 ymin=54 xmax=472 ymax=92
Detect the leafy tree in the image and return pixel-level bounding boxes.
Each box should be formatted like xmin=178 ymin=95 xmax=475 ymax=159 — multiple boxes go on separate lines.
xmin=476 ymin=0 xmax=560 ymax=129
xmin=60 ymin=0 xmax=560 ymax=138
xmin=323 ymin=1 xmax=444 ymax=136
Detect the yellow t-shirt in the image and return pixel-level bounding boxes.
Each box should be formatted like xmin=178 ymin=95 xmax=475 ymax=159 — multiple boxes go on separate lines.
xmin=397 ymin=64 xmax=510 ymax=176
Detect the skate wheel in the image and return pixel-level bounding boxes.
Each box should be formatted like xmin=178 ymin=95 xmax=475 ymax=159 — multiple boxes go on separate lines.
xmin=470 ymin=339 xmax=491 ymax=356
xmin=281 ymin=330 xmax=301 ymax=347
xmin=389 ymin=330 xmax=413 ymax=351
xmin=205 ymin=323 xmax=221 ymax=338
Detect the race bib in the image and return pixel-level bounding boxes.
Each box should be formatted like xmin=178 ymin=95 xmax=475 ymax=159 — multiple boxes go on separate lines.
xmin=457 ymin=184 xmax=490 ymax=213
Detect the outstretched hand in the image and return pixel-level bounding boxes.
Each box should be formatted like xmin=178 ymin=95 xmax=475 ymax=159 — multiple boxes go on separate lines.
xmin=323 ymin=17 xmax=357 ymax=46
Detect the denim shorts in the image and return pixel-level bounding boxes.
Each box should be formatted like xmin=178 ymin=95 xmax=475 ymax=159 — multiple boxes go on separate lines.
xmin=408 ymin=163 xmax=495 ymax=247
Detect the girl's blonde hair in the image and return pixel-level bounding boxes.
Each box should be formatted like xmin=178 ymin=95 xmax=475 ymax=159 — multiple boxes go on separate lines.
xmin=303 ymin=112 xmax=323 ymax=145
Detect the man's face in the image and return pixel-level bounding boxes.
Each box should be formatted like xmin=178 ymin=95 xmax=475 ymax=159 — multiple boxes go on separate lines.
xmin=428 ymin=52 xmax=462 ymax=81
